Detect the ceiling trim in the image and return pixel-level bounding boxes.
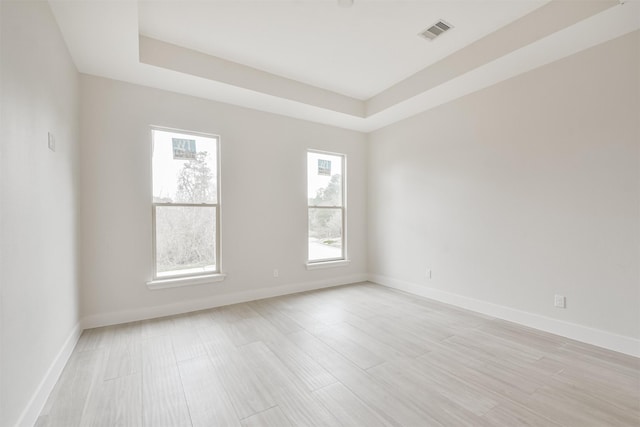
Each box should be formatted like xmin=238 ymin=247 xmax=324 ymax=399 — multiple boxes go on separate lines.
xmin=367 ymin=0 xmax=618 ymax=115
xmin=140 ymin=35 xmax=365 ymax=118
xmin=364 ymin=1 xmax=640 ymax=132
xmin=49 ymin=0 xmax=639 ymax=133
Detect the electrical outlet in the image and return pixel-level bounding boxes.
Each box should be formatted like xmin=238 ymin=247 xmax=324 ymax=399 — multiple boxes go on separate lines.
xmin=554 ymin=295 xmax=566 ymax=308
xmin=426 ymin=269 xmax=432 ymax=279
xmin=273 ymin=269 xmax=279 ymax=278
xmin=48 ymin=132 xmax=55 ymax=152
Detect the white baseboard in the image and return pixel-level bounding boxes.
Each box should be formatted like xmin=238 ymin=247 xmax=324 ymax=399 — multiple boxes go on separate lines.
xmin=14 ymin=275 xmax=366 ymax=426
xmin=21 ymin=273 xmax=634 ymax=427
xmin=369 ymin=274 xmax=640 ymax=358
xmin=82 ymin=274 xmax=368 ymax=329
xmin=16 ymin=322 xmax=82 ymax=427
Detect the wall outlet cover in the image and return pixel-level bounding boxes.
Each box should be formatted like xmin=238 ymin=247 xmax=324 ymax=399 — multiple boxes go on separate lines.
xmin=554 ymin=295 xmax=566 ymax=308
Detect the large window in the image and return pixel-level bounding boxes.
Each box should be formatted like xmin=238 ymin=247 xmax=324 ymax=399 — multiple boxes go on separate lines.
xmin=307 ymin=150 xmax=345 ymax=263
xmin=152 ymin=128 xmax=220 ymax=279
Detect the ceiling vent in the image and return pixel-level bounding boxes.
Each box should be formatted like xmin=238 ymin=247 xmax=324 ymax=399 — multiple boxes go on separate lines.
xmin=419 ymin=20 xmax=453 ymax=41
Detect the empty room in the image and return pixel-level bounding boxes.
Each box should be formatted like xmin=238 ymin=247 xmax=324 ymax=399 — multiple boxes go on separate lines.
xmin=1 ymin=0 xmax=639 ymax=426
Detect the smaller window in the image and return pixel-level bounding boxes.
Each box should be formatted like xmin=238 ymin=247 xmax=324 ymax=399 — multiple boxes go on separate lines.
xmin=151 ymin=128 xmax=220 ymax=279
xmin=307 ymin=150 xmax=346 ymax=263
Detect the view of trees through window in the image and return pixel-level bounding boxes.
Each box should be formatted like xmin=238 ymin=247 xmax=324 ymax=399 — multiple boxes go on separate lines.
xmin=307 ymin=151 xmax=345 ymax=261
xmin=152 ymin=129 xmax=219 ymax=277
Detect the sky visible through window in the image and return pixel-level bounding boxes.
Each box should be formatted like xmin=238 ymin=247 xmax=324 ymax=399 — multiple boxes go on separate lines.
xmin=152 ymin=129 xmax=217 ymax=203
xmin=307 ymin=151 xmax=342 ymax=203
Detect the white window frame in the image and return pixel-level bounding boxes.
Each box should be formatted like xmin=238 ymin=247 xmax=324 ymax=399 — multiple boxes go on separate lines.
xmin=147 ymin=127 xmax=224 ymax=289
xmin=306 ymin=149 xmax=347 ymax=266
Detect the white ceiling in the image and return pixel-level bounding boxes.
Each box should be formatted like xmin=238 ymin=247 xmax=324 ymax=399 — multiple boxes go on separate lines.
xmin=138 ymin=0 xmax=547 ymax=100
xmin=49 ymin=0 xmax=640 ymax=132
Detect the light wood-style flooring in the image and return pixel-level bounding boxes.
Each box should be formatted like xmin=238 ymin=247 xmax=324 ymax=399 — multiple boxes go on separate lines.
xmin=36 ymin=282 xmax=640 ymax=426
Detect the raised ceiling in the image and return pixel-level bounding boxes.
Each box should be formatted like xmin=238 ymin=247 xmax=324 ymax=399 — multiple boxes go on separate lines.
xmin=49 ymin=0 xmax=639 ymax=132
xmin=137 ymin=0 xmax=547 ymax=100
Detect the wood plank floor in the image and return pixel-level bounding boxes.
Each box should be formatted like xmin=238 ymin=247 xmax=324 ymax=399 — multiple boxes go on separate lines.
xmin=36 ymin=282 xmax=640 ymax=426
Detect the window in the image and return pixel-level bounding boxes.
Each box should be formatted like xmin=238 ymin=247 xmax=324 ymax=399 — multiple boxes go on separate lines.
xmin=307 ymin=150 xmax=345 ymax=263
xmin=151 ymin=128 xmax=220 ymax=280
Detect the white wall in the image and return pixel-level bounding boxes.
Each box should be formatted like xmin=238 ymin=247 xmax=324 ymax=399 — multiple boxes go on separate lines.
xmin=368 ymin=31 xmax=640 ymax=346
xmin=79 ymin=75 xmax=367 ymax=325
xmin=0 ymin=2 xmax=80 ymax=426
xmin=0 ymin=6 xmax=636 ymax=423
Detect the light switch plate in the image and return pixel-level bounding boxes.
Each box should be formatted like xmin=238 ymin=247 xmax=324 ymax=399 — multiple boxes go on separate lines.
xmin=48 ymin=132 xmax=55 ymax=152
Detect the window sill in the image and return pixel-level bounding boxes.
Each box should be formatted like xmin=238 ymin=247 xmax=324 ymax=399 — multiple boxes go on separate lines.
xmin=305 ymin=259 xmax=351 ymax=270
xmin=146 ymin=273 xmax=226 ymax=290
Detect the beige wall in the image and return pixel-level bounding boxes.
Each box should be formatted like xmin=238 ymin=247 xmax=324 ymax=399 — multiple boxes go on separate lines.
xmin=368 ymin=31 xmax=640 ymax=340
xmin=0 ymin=2 xmax=80 ymax=425
xmin=79 ymin=75 xmax=367 ymax=323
